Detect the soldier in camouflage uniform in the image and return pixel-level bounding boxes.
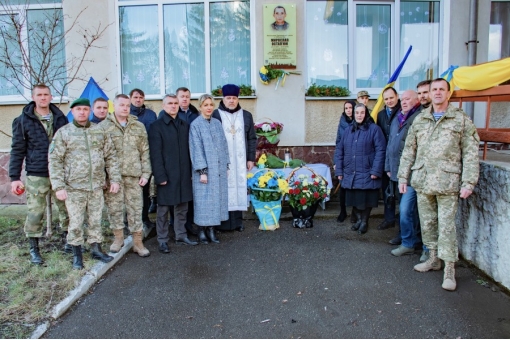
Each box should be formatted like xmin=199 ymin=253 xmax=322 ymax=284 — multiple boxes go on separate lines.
xmin=9 ymin=84 xmax=69 ymax=265
xmin=49 ymin=98 xmax=122 ymax=269
xmin=397 ymin=78 xmax=480 ymax=291
xmin=99 ymin=94 xmax=152 ymax=257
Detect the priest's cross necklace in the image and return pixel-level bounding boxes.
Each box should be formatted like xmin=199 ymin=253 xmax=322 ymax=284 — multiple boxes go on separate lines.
xmin=225 ymin=112 xmax=239 ymax=137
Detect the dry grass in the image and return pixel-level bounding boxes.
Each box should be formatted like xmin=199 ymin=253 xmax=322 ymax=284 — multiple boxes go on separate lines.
xmin=0 ymin=212 xmax=113 ymax=338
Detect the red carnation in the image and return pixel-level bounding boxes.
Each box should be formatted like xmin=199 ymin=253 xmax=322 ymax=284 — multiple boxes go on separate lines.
xmin=313 ymin=181 xmax=318 ymax=186
xmin=322 ymin=193 xmax=327 ymax=198
xmin=294 ymin=188 xmax=301 ymax=194
xmin=289 ymin=189 xmax=294 ymax=195
xmin=294 ymin=181 xmax=300 ymax=185
xmin=302 ymin=187 xmax=308 ymax=191
xmin=311 ymin=174 xmax=316 ymax=178
xmin=300 ymin=197 xmax=307 ymax=205
xmin=313 ymin=192 xmax=319 ymax=198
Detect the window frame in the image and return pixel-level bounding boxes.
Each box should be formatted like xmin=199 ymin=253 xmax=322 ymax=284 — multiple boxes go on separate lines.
xmin=114 ymin=0 xmax=256 ymax=99
xmin=306 ymin=0 xmax=444 ymax=96
xmin=0 ymin=2 xmax=64 ymax=103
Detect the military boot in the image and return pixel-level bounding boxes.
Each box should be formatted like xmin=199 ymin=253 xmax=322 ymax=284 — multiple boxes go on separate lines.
xmin=72 ymin=245 xmax=84 ymax=270
xmin=206 ymin=227 xmax=220 ymax=244
xmin=414 ymin=249 xmax=441 ymax=272
xmin=132 ymin=231 xmax=150 ymax=257
xmin=442 ymin=262 xmax=456 ymax=291
xmin=198 ymin=227 xmax=209 ymax=245
xmin=110 ymin=229 xmax=125 ymax=253
xmin=90 ymin=243 xmax=113 ymax=263
xmin=28 ymin=237 xmax=44 ymax=265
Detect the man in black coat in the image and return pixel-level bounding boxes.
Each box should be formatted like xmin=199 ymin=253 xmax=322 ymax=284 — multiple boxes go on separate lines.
xmin=9 ymin=84 xmax=69 ymax=264
xmin=212 ymin=84 xmax=257 ymax=232
xmin=376 ymin=87 xmax=401 ymax=231
xmin=148 ymin=94 xmax=198 ymax=253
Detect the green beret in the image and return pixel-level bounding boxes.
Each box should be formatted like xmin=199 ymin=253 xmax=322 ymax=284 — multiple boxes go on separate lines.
xmin=70 ymin=98 xmax=91 ymax=108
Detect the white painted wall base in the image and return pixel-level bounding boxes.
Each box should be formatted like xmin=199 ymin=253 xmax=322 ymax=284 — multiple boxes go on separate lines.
xmin=457 ymin=161 xmax=510 ymax=290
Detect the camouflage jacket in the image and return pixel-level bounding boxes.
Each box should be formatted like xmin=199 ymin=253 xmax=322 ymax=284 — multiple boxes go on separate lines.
xmin=397 ymin=104 xmax=480 ymax=195
xmin=49 ymin=121 xmax=121 ymax=191
xmin=99 ymin=114 xmax=151 ymax=179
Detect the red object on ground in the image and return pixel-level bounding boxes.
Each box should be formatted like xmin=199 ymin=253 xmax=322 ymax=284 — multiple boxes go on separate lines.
xmin=15 ymin=185 xmax=25 ymax=195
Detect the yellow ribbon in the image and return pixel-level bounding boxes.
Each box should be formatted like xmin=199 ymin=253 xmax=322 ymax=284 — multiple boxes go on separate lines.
xmin=255 ymin=204 xmax=281 ymax=230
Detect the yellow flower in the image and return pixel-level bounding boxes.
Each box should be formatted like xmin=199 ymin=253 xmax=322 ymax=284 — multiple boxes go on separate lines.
xmin=259 ymin=66 xmax=268 ymax=75
xmin=247 ymin=173 xmax=254 ymax=179
xmin=257 ymin=154 xmax=267 ymax=166
xmin=277 ymin=179 xmax=289 ymax=193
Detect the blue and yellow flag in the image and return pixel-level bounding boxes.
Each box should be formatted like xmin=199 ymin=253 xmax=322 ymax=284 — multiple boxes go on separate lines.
xmin=440 ymin=57 xmax=510 ymax=94
xmin=370 ymin=45 xmax=413 ymax=123
xmin=67 ymin=77 xmax=114 ymax=122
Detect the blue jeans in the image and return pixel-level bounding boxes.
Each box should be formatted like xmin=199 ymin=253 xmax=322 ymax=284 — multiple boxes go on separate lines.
xmin=398 ymin=183 xmax=421 ymax=248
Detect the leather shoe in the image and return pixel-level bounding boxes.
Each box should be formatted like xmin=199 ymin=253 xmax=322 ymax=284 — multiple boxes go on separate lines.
xmin=389 ymin=236 xmax=402 ymax=245
xmin=236 ymin=224 xmax=245 ymax=232
xmin=159 ymin=242 xmax=170 ymax=253
xmin=175 ymin=237 xmax=198 ymax=246
xmin=377 ymin=220 xmax=395 ymax=230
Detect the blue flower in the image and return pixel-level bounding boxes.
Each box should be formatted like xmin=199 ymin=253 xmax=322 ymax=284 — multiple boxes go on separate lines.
xmin=267 ymin=178 xmax=278 ymax=188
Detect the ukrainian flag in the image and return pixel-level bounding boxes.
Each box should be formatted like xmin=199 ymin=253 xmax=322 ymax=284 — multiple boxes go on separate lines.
xmin=67 ymin=77 xmax=114 ymax=122
xmin=440 ymin=57 xmax=510 ymax=94
xmin=370 ymin=45 xmax=413 ymax=123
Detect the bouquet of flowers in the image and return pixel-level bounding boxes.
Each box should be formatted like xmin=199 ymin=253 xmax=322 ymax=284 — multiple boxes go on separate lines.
xmin=287 ymin=169 xmax=330 ymax=228
xmin=255 ymin=119 xmax=283 ymax=151
xmin=247 ymin=169 xmax=289 ymax=231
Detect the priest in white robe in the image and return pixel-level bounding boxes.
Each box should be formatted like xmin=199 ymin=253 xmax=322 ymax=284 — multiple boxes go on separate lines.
xmin=212 ymin=84 xmax=257 ymax=231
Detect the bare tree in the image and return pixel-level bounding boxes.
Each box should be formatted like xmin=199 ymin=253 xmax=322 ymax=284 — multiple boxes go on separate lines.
xmin=0 ymin=0 xmax=110 ymax=104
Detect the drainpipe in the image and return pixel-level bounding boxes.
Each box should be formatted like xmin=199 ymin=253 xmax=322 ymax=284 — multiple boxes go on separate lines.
xmin=464 ymin=0 xmax=478 ymax=120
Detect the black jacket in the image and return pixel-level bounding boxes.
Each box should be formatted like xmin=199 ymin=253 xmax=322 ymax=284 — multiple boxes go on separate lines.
xmin=377 ymin=100 xmax=402 ymax=143
xmin=9 ymin=102 xmax=68 ymax=181
xmin=148 ymin=112 xmax=193 ymax=206
xmin=177 ymin=104 xmax=199 ymax=125
xmin=212 ymin=108 xmax=257 ymax=162
xmin=130 ymin=104 xmax=157 ymax=133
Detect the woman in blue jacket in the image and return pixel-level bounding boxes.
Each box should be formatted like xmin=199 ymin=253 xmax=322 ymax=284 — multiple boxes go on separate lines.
xmin=334 ymin=100 xmax=356 ymax=223
xmin=335 ymin=104 xmax=386 ymax=234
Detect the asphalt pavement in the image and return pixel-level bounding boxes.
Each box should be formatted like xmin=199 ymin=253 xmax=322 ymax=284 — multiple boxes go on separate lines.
xmin=43 ymin=208 xmax=510 ymax=339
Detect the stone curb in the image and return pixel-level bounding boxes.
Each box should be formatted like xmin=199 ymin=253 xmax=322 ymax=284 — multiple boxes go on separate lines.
xmin=29 ymin=236 xmax=134 ymax=339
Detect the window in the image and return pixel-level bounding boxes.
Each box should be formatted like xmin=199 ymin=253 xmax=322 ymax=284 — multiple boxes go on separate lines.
xmin=0 ymin=2 xmax=65 ymax=98
xmin=489 ymin=1 xmax=510 ymax=61
xmin=306 ymin=0 xmax=440 ymax=93
xmin=118 ymin=0 xmax=251 ymax=97
xmin=306 ymin=0 xmax=348 ymax=88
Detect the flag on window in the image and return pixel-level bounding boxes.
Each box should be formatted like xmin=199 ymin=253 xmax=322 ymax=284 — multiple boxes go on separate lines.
xmin=67 ymin=77 xmax=114 ymax=122
xmin=370 ymin=45 xmax=413 ymax=123
xmin=440 ymin=57 xmax=510 ymax=93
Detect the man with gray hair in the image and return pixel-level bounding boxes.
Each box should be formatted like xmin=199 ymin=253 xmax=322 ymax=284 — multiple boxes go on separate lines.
xmin=385 ymin=90 xmax=422 ymax=257
xmin=149 ymin=94 xmax=197 ymax=253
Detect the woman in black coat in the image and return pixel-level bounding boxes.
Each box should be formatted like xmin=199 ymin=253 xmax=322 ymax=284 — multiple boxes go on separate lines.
xmin=335 ymin=104 xmax=386 ymax=234
xmin=334 ymin=100 xmax=356 ymax=223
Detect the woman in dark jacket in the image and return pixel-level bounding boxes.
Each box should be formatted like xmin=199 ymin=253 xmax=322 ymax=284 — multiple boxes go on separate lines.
xmin=335 ymin=104 xmax=386 ymax=234
xmin=334 ymin=100 xmax=356 ymax=223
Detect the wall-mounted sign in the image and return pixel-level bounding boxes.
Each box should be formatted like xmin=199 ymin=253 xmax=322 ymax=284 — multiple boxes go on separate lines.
xmin=263 ymin=4 xmax=297 ymax=69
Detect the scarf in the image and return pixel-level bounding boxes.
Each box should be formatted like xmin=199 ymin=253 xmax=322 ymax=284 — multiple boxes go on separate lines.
xmin=219 ymin=100 xmax=241 ymax=114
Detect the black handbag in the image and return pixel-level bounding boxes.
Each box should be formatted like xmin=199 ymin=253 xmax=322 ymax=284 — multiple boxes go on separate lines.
xmin=385 ymin=181 xmax=396 ymax=205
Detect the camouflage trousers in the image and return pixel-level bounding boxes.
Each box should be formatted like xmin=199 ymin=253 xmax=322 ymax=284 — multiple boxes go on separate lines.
xmin=65 ymin=188 xmax=104 ymax=246
xmin=105 ymin=176 xmax=143 ymax=233
xmin=25 ymin=176 xmax=69 ymax=238
xmin=416 ymin=192 xmax=459 ymax=262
